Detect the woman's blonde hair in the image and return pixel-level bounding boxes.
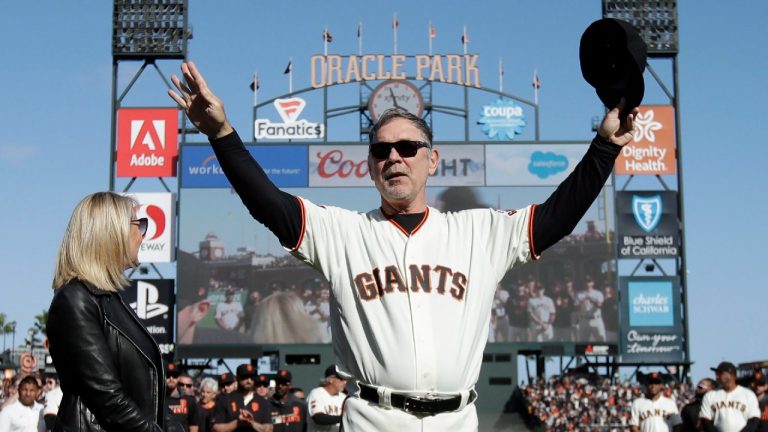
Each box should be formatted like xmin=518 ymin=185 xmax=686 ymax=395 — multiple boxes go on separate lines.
xmin=53 ymin=192 xmax=138 ymax=292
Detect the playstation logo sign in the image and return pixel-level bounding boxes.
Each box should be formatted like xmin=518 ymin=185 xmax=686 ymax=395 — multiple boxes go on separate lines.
xmin=130 ymin=281 xmax=169 ymax=320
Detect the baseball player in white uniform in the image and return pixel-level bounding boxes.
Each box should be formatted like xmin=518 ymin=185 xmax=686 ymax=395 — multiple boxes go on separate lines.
xmin=214 ymin=288 xmax=243 ymax=330
xmin=700 ymin=362 xmax=761 ymax=432
xmin=630 ymin=372 xmax=682 ymax=432
xmin=170 ymin=62 xmax=639 ymax=431
xmin=575 ymin=277 xmax=606 ymax=341
xmin=307 ymin=365 xmax=348 ymax=432
xmin=527 ymin=284 xmax=556 ymax=342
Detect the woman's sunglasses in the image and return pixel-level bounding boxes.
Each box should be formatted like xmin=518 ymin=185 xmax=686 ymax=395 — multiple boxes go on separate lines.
xmin=369 ymin=140 xmax=430 ymax=160
xmin=131 ymin=218 xmax=148 ymax=237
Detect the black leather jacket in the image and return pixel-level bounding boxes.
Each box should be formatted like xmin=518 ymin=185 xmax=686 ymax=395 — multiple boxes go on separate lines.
xmin=47 ymin=280 xmax=165 ymax=432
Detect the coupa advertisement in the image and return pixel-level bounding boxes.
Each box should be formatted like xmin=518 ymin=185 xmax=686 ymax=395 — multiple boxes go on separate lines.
xmin=619 ymin=277 xmax=684 ymax=362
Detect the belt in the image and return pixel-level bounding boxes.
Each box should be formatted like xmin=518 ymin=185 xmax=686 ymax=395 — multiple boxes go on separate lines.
xmin=358 ymin=383 xmax=477 ymax=415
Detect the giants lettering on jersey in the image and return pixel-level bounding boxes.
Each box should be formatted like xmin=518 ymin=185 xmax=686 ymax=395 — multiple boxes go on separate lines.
xmin=353 ymin=264 xmax=468 ymax=301
xmin=639 ymin=408 xmax=672 ymax=422
xmin=170 ymin=398 xmax=188 ymax=415
xmin=273 ymin=406 xmax=302 ymax=424
xmin=711 ymin=400 xmax=749 ymax=413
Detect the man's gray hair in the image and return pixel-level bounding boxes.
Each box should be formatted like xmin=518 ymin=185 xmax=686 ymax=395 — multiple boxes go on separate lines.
xmin=200 ymin=377 xmax=219 ymax=393
xmin=368 ymin=108 xmax=433 ymax=145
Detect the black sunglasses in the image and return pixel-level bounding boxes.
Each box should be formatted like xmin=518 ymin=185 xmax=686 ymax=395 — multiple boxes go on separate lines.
xmin=369 ymin=140 xmax=430 ymax=160
xmin=131 ymin=218 xmax=148 ymax=237
xmin=178 ymin=383 xmax=194 ymax=388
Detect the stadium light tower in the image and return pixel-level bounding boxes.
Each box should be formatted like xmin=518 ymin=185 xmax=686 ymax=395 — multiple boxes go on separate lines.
xmin=109 ymin=0 xmax=191 ymax=191
xmin=604 ymin=0 xmax=690 ymax=382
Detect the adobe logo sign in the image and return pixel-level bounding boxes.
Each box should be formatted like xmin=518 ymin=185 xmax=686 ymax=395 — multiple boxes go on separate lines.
xmin=123 ymin=192 xmax=175 ymax=263
xmin=117 ymin=108 xmax=179 ymax=177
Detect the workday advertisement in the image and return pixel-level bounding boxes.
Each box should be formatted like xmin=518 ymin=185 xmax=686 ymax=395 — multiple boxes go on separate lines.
xmin=485 ymin=144 xmax=596 ymax=186
xmin=181 ymin=145 xmax=308 ymax=188
xmin=619 ymin=277 xmax=684 ymax=361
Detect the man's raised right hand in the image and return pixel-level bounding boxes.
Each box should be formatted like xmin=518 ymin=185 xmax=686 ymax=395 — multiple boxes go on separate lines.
xmin=168 ymin=62 xmax=234 ymax=140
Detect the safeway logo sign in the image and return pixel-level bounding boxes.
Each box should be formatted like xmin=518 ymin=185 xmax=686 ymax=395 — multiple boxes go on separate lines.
xmin=130 ymin=281 xmax=169 ymax=319
xmin=117 ymin=108 xmax=178 ymax=177
xmin=122 ymin=192 xmax=175 ymax=263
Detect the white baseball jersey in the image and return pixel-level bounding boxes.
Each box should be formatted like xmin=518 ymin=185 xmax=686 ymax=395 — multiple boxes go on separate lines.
xmin=306 ymin=386 xmax=346 ymax=432
xmin=290 ymin=198 xmax=534 ymax=428
xmin=214 ymin=301 xmax=243 ymax=330
xmin=630 ymin=395 xmax=682 ymax=432
xmin=700 ymin=386 xmax=760 ymax=431
xmin=527 ymin=295 xmax=555 ymax=326
xmin=576 ymin=290 xmax=604 ymax=319
xmin=0 ymin=400 xmax=45 ymax=432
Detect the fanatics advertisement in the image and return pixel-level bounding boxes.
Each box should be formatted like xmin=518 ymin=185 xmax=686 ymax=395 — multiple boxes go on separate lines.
xmin=117 ymin=108 xmax=179 ymax=177
xmin=176 ymin=185 xmax=616 ymax=352
xmin=615 ymin=105 xmax=677 ymax=175
xmin=619 ymin=277 xmax=684 ymax=362
xmin=181 ymin=145 xmax=308 ymax=188
xmin=122 ymin=279 xmax=175 ymax=355
xmin=123 ymin=192 xmax=175 ymax=262
xmin=616 ymin=191 xmax=679 ymax=258
xmin=485 ymin=144 xmax=595 ymax=187
xmin=254 ymin=97 xmax=325 ymax=140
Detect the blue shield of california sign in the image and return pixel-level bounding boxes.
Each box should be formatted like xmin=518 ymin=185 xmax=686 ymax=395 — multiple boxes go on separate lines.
xmin=632 ymin=195 xmax=662 ymax=233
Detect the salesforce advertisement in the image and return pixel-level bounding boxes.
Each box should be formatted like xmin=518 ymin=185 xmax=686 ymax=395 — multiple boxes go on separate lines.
xmin=485 ymin=144 xmax=597 ymax=187
xmin=619 ymin=277 xmax=684 ymax=362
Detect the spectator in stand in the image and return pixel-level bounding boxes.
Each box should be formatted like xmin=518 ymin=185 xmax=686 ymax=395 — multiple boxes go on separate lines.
xmin=681 ymin=378 xmax=714 ymax=432
xmin=242 ymin=290 xmax=262 ymax=332
xmin=490 ymin=284 xmax=510 ymax=342
xmin=268 ymin=369 xmax=307 ymax=432
xmin=41 ymin=374 xmax=62 ymax=432
xmin=583 ymin=220 xmax=606 ymax=241
xmin=575 ymin=276 xmax=606 ymax=342
xmin=290 ymin=388 xmax=306 ymax=401
xmin=198 ymin=378 xmax=219 ymax=432
xmin=507 ymin=284 xmax=530 ymax=342
xmin=602 ymin=284 xmax=619 ymax=342
xmin=700 ymin=362 xmax=760 ymax=432
xmin=215 ymin=288 xmax=244 ymax=331
xmin=218 ymin=373 xmax=237 ymax=395
xmin=255 ymin=375 xmax=271 ymax=401
xmin=630 ymin=372 xmax=682 ymax=432
xmin=165 ymin=366 xmax=203 ymax=432
xmin=752 ymin=372 xmax=768 ymax=432
xmin=527 ymin=283 xmax=556 ymax=342
xmin=212 ymin=364 xmax=271 ymax=432
xmin=552 ymin=282 xmax=573 ymax=341
xmin=306 ymin=365 xmax=348 ymax=432
xmin=0 ymin=375 xmax=45 ymax=432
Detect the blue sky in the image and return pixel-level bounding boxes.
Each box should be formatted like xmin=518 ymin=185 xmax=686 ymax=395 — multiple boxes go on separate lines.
xmin=1 ymin=1 xmax=766 ymax=382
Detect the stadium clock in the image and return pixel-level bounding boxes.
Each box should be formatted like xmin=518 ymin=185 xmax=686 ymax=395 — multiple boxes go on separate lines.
xmin=368 ymin=80 xmax=424 ymax=122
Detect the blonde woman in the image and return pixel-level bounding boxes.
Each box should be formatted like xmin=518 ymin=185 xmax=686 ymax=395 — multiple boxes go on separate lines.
xmin=47 ymin=192 xmax=164 ymax=432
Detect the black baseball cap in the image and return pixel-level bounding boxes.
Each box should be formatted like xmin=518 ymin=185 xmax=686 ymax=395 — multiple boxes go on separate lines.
xmin=276 ymin=369 xmax=292 ymax=384
xmin=166 ymin=362 xmax=181 ymax=377
xmin=236 ymin=363 xmax=257 ymax=379
xmin=646 ymin=371 xmax=664 ymax=384
xmin=324 ymin=364 xmax=349 ymax=380
xmin=218 ymin=372 xmax=235 ymax=386
xmin=255 ymin=374 xmax=270 ymax=387
xmin=754 ymin=372 xmax=768 ymax=385
xmin=711 ymin=362 xmax=737 ymax=375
